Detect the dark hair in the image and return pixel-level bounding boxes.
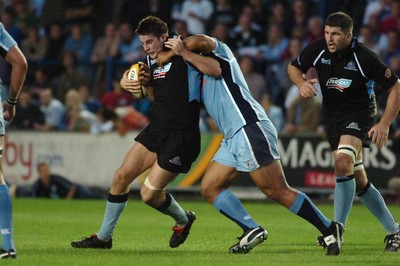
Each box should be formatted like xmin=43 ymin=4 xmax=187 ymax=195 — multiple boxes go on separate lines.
xmin=135 ymin=16 xmax=168 ymax=38
xmin=325 ymin=12 xmax=353 ymax=33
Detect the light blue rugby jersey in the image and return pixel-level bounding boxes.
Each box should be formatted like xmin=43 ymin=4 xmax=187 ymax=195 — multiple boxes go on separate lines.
xmin=201 ymin=38 xmax=269 ymax=139
xmin=0 ymin=23 xmax=17 ymax=58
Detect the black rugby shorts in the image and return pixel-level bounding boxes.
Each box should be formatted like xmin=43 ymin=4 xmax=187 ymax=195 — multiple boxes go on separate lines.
xmin=135 ymin=122 xmax=200 ymax=173
xmin=326 ymin=116 xmax=374 ymax=151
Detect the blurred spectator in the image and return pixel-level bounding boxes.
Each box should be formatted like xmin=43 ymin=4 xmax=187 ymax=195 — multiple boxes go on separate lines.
xmin=207 ymin=0 xmax=237 ymax=31
xmin=28 ymin=67 xmax=52 ymax=103
xmin=20 ymin=25 xmax=47 ymax=83
xmin=282 ymin=96 xmax=322 ymax=136
xmin=37 ymin=88 xmax=65 ymax=131
xmin=42 ymin=22 xmax=65 ymax=78
xmin=306 ymin=15 xmax=324 ymax=43
xmin=257 ymin=23 xmax=289 ymax=64
xmin=378 ymin=0 xmax=400 ymax=34
xmin=1 ymin=5 xmax=24 ymax=44
xmin=278 ymin=38 xmax=304 ymax=94
xmin=362 ymin=0 xmax=390 ymax=27
xmin=63 ymin=89 xmax=98 ymax=132
xmin=284 ymin=0 xmax=310 ymax=37
xmin=259 ymin=93 xmax=284 ymax=133
xmin=90 ymin=107 xmax=118 ymax=134
xmin=268 ymin=2 xmax=286 ymax=28
xmin=118 ymin=0 xmax=172 ymax=30
xmin=209 ymin=22 xmax=230 ymax=44
xmin=290 ymin=24 xmax=308 ymax=45
xmin=56 ymin=50 xmax=90 ymax=103
xmin=239 ymin=55 xmax=267 ymax=102
xmin=257 ymin=23 xmax=289 ymax=104
xmin=357 ymin=24 xmax=382 ymax=56
xmin=31 ymin=161 xmax=104 ymax=199
xmin=100 ymin=79 xmax=135 ymax=110
xmin=9 ymin=90 xmax=45 ymax=130
xmin=245 ymin=0 xmax=268 ymax=30
xmin=64 ymin=0 xmax=94 ymax=26
xmin=171 ymin=20 xmax=190 ymax=39
xmin=12 ymin=0 xmax=39 ymax=34
xmin=90 ymin=22 xmax=119 ymax=94
xmin=63 ymin=22 xmax=94 ymax=77
xmin=180 ymin=0 xmax=214 ymax=35
xmin=40 ymin=0 xmax=65 ymax=29
xmin=380 ymin=28 xmax=400 ymax=66
xmin=78 ymin=83 xmax=101 ymax=114
xmin=230 ymin=11 xmax=264 ymax=56
xmin=105 ymin=22 xmax=142 ymax=91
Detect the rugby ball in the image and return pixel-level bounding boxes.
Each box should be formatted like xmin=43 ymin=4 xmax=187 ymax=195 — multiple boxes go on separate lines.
xmin=128 ymin=63 xmax=146 ymax=99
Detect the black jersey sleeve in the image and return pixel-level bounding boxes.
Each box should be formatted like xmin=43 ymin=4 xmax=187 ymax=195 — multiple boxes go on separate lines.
xmin=290 ymin=40 xmax=323 ymax=73
xmin=358 ymin=46 xmax=399 ymax=91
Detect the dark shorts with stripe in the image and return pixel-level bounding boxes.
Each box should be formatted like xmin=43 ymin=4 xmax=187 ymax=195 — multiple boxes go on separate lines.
xmin=135 ymin=122 xmax=201 ymax=173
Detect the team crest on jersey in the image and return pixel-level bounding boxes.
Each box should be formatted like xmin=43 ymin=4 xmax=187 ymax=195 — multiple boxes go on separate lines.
xmin=153 ymin=62 xmax=172 ymax=80
xmin=384 ymin=68 xmax=392 ymax=78
xmin=344 ymin=61 xmax=357 ymax=71
xmin=326 ymin=78 xmax=352 ymax=92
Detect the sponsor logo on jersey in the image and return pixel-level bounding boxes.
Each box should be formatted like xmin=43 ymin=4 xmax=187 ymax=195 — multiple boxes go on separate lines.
xmin=321 ymin=58 xmax=331 ymax=65
xmin=153 ymin=62 xmax=172 ymax=80
xmin=346 ymin=122 xmax=361 ymax=131
xmin=384 ymin=68 xmax=392 ymax=78
xmin=326 ymin=78 xmax=352 ymax=92
xmin=344 ymin=61 xmax=357 ymax=71
xmin=169 ymin=156 xmax=182 ymax=166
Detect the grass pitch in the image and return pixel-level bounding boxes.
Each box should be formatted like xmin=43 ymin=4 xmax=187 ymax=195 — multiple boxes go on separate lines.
xmin=4 ymin=198 xmax=400 ymax=265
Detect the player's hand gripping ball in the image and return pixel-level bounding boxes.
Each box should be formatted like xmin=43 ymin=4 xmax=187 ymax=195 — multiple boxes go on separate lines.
xmin=128 ymin=62 xmax=148 ymax=99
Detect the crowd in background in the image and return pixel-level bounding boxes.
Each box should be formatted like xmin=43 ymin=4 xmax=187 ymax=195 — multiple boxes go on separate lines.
xmin=0 ymin=0 xmax=399 ymax=142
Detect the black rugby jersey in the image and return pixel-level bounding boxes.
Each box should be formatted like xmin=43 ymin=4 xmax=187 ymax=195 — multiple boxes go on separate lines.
xmin=146 ymin=55 xmax=202 ymax=130
xmin=291 ymin=38 xmax=398 ymax=123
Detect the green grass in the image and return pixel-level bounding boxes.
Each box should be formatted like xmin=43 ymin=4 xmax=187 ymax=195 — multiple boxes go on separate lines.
xmin=3 ymin=198 xmax=400 ymax=265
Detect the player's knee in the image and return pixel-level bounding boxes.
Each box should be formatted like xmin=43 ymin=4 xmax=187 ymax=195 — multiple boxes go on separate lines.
xmin=263 ymin=187 xmax=282 ymax=202
xmin=112 ymin=168 xmax=131 ymax=190
xmin=140 ymin=187 xmax=155 ymax=205
xmin=200 ymin=181 xmax=221 ymax=203
xmin=334 ymin=154 xmax=354 ymax=175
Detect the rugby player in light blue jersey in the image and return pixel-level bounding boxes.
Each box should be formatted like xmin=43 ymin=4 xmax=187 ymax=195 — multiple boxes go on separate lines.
xmin=0 ymin=22 xmax=28 ymax=259
xmin=158 ymin=34 xmax=343 ymax=255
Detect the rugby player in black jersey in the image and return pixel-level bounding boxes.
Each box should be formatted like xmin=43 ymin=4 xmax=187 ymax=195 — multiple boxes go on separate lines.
xmin=288 ymin=11 xmax=400 ymax=252
xmin=71 ymin=16 xmax=217 ymax=250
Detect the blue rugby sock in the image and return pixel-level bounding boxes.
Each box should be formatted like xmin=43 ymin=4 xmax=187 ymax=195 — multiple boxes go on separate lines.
xmin=97 ymin=193 xmax=128 ymax=241
xmin=0 ymin=185 xmax=15 ymax=251
xmin=289 ymin=191 xmax=332 ymax=235
xmin=213 ymin=190 xmax=259 ymax=231
xmin=358 ymin=183 xmax=399 ymax=234
xmin=334 ymin=176 xmax=355 ymax=225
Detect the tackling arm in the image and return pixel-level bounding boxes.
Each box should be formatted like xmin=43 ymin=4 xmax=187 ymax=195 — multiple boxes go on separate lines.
xmin=163 ymin=35 xmax=221 ymax=78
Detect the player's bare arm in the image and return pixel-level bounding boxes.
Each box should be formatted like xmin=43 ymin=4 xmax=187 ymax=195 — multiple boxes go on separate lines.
xmin=368 ymin=80 xmax=400 ymax=148
xmin=287 ymin=64 xmax=318 ymax=98
xmin=2 ymin=45 xmax=28 ymax=121
xmin=164 ymin=35 xmax=221 ymax=78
